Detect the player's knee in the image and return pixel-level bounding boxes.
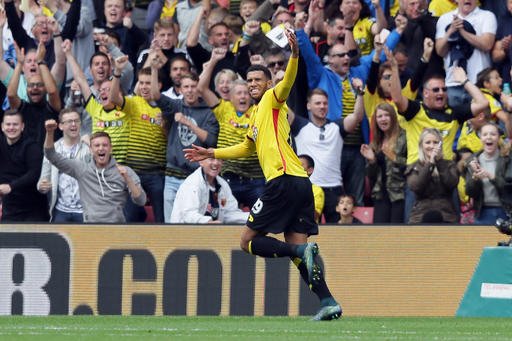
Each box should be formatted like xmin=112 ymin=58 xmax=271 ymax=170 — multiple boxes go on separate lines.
xmin=239 ymin=238 xmax=250 ymax=253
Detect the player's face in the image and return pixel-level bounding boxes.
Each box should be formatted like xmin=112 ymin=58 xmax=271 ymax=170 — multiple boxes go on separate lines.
xmin=27 ymin=75 xmax=46 ymax=103
xmin=1 ymin=114 xmax=24 ymax=144
xmin=336 ymin=196 xmax=354 ymax=217
xmin=230 ymin=84 xmax=251 ymax=113
xmin=246 ymin=70 xmax=271 ymax=101
xmin=307 ymin=94 xmax=328 ymax=121
xmin=375 ymin=108 xmax=392 ymax=133
xmin=423 ymin=78 xmax=447 ymax=110
xmin=90 ymin=136 xmax=112 ymax=168
xmin=180 ymin=78 xmax=199 ymax=105
xmin=215 ymin=73 xmax=234 ymax=101
xmin=156 ymin=27 xmax=177 ymax=50
xmin=59 ymin=112 xmax=81 ymax=139
xmin=91 ymin=55 xmax=111 ymax=83
xmin=480 ymin=124 xmax=500 ymax=155
xmin=421 ymin=133 xmax=440 ymax=160
xmin=104 ymin=0 xmax=125 ymax=25
xmin=485 ymin=70 xmax=503 ymax=94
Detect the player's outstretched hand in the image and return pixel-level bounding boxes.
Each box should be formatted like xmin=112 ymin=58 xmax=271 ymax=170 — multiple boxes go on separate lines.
xmin=184 ymin=144 xmax=213 ymax=162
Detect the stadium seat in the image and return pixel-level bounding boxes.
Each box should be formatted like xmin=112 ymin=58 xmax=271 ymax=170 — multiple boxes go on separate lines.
xmin=144 ymin=205 xmax=155 ymax=223
xmin=353 ymin=207 xmax=374 ymax=224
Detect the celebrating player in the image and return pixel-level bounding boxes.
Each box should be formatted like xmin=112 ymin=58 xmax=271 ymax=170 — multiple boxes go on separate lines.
xmin=184 ymin=24 xmax=341 ymax=321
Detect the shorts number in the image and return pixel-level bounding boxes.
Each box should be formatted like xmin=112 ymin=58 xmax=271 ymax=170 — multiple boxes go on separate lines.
xmin=251 ymin=199 xmax=263 ymax=214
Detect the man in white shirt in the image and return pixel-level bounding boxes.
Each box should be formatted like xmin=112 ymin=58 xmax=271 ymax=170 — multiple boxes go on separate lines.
xmin=435 ymin=0 xmax=496 ymax=106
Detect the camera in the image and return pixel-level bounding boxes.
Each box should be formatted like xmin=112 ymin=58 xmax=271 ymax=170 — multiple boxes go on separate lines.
xmin=495 ymin=218 xmax=512 ymax=246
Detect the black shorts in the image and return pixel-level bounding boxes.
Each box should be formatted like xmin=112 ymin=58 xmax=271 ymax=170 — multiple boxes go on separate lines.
xmin=247 ymin=174 xmax=318 ymax=236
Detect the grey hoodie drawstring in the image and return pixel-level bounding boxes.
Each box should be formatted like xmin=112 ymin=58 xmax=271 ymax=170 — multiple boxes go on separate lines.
xmin=95 ymin=168 xmax=123 ymax=197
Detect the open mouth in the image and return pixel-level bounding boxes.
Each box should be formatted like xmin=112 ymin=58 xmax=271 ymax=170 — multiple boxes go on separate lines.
xmin=97 ymin=152 xmax=107 ymax=162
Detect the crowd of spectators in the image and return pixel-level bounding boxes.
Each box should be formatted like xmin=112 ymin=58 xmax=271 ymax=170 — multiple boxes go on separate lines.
xmin=1 ymin=0 xmax=512 ymax=225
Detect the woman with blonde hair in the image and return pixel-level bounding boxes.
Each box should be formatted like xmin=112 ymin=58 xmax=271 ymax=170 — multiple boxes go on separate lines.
xmin=360 ymin=103 xmax=407 ymax=223
xmin=405 ymin=128 xmax=459 ymax=223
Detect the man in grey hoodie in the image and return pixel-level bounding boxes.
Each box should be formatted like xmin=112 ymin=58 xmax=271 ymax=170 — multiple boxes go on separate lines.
xmin=44 ymin=119 xmax=146 ymax=223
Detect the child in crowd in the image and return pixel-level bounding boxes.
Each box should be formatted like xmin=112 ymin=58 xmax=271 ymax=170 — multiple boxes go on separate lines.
xmin=298 ymin=154 xmax=324 ymax=223
xmin=336 ymin=195 xmax=362 ymax=224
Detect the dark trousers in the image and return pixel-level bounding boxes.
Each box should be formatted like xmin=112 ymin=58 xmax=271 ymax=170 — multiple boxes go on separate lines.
xmin=124 ymin=173 xmax=164 ymax=223
xmin=321 ymin=186 xmax=344 ymax=223
xmin=373 ymin=197 xmax=404 ymax=224
xmin=223 ymin=172 xmax=265 ymax=208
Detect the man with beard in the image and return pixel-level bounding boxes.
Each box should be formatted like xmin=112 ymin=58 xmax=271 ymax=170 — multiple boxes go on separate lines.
xmin=0 ymin=110 xmax=49 ymax=222
xmin=7 ymin=43 xmax=60 ymax=148
xmin=161 ymin=55 xmax=192 ymax=100
xmin=44 ymin=122 xmax=146 ymax=223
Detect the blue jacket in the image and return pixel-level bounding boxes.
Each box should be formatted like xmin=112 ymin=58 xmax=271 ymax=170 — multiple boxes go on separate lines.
xmin=297 ymin=29 xmax=401 ymax=143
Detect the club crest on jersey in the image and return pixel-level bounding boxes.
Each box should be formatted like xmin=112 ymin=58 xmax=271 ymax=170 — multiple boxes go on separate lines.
xmin=252 ymin=126 xmax=259 ymax=141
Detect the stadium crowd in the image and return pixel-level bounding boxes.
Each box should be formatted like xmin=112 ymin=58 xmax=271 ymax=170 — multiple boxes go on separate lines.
xmin=1 ymin=0 xmax=512 ymax=224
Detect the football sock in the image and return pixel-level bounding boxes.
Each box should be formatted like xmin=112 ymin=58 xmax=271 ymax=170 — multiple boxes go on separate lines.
xmin=291 ymin=257 xmax=333 ymax=301
xmin=249 ymin=236 xmax=298 ymax=258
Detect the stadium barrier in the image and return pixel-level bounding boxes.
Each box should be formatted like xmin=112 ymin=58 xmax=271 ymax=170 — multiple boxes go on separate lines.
xmin=0 ymin=224 xmax=500 ymax=316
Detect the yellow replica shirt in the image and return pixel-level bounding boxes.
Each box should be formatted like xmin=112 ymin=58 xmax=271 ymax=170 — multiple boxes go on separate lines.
xmin=86 ymin=96 xmax=130 ymax=164
xmin=482 ymin=89 xmax=503 ymax=119
xmin=353 ymin=17 xmax=375 ymax=56
xmin=428 ymin=0 xmax=459 ymax=17
xmin=400 ymin=100 xmax=473 ymax=164
xmin=215 ymin=57 xmax=307 ymax=181
xmin=457 ymin=121 xmax=482 ymax=153
xmin=312 ymin=184 xmax=325 ymax=222
xmin=389 ymin=0 xmax=400 ymax=17
xmin=161 ymin=1 xmax=177 ymax=19
xmin=213 ymin=100 xmax=262 ymax=178
xmin=122 ymin=96 xmax=167 ymax=173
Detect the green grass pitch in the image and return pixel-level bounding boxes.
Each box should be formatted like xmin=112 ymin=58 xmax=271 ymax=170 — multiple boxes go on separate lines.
xmin=1 ymin=316 xmax=512 ymax=340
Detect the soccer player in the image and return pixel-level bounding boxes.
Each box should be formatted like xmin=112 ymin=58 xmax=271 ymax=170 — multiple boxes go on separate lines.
xmin=184 ymin=25 xmax=341 ymax=321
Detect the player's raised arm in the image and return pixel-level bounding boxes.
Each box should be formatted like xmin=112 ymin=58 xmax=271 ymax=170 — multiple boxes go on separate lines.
xmin=274 ymin=24 xmax=298 ymax=103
